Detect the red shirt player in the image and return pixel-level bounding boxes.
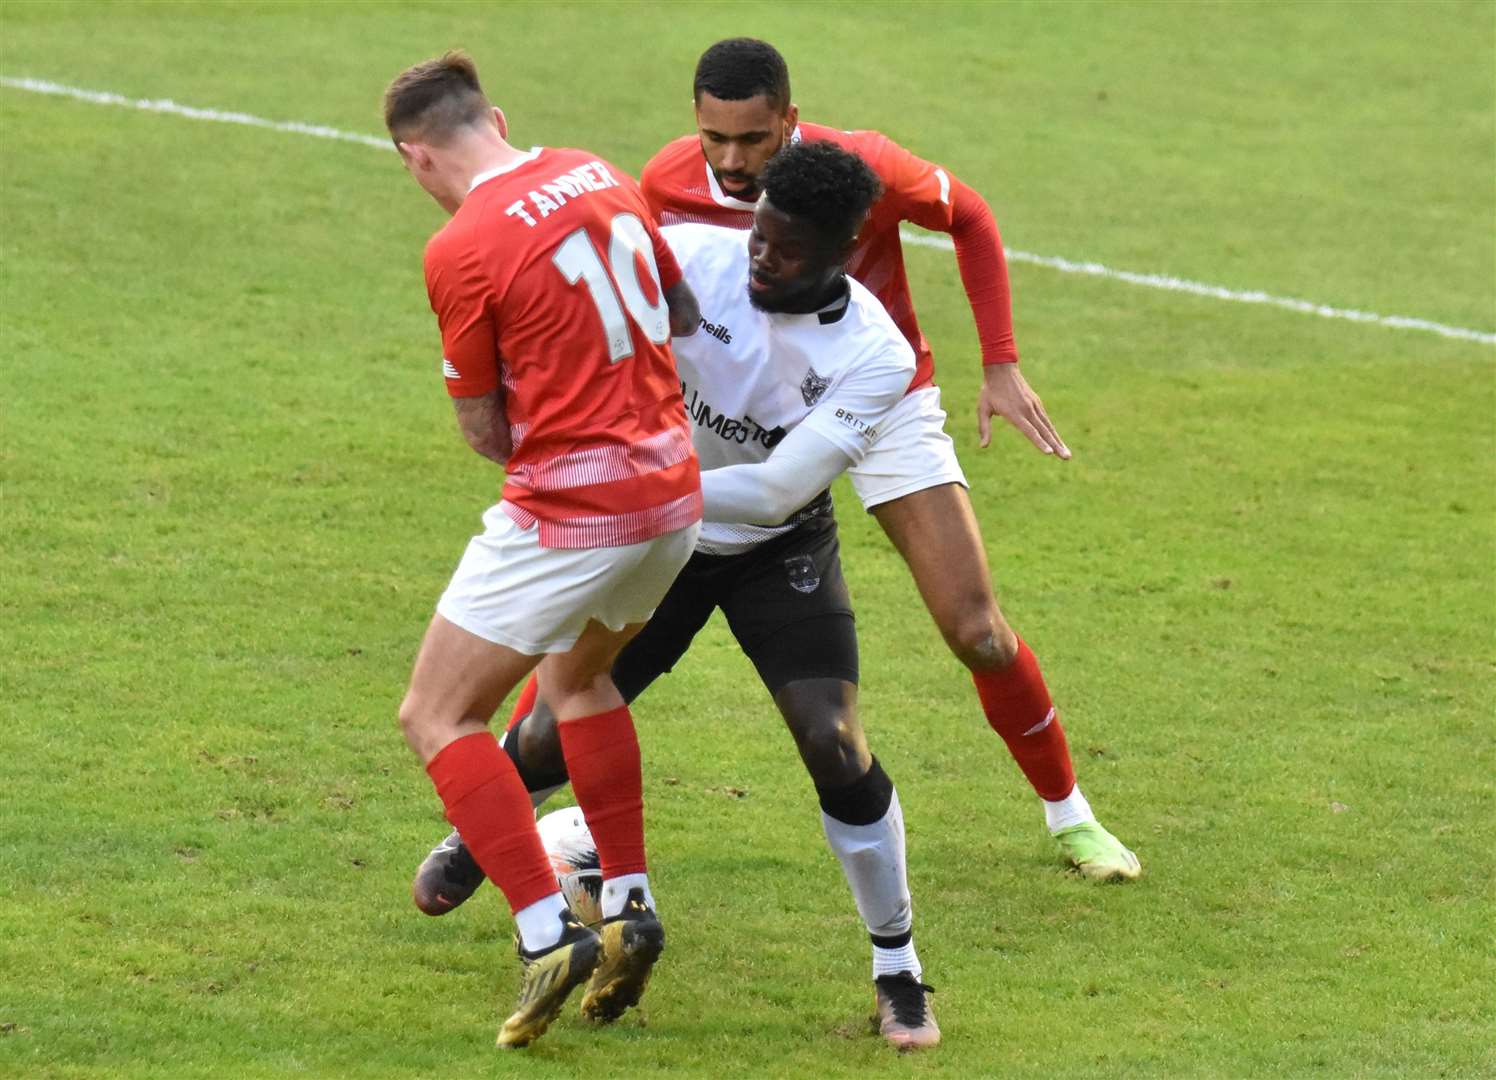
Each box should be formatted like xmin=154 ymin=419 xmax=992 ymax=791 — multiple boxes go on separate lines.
xmin=642 ymin=39 xmax=1140 ymax=882
xmin=647 ymin=118 xmax=1015 ymax=399
xmin=383 ymin=51 xmax=699 ymax=1048
xmin=428 ymin=150 xmax=700 ymax=548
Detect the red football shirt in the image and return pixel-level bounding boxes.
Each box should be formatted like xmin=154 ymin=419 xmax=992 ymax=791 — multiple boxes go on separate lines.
xmin=424 ymin=147 xmax=701 ymax=549
xmin=641 ymin=124 xmax=1018 ymax=394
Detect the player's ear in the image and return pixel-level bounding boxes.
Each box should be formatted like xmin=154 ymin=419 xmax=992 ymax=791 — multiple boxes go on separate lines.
xmin=784 ymin=102 xmax=799 ymax=134
xmin=492 ymin=106 xmax=509 ymax=140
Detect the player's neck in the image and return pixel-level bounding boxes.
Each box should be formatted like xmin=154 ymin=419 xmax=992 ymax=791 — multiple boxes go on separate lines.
xmin=449 ymin=133 xmax=532 ymax=206
xmin=468 ymin=138 xmax=529 ymax=181
xmin=779 ymin=276 xmax=848 ymax=315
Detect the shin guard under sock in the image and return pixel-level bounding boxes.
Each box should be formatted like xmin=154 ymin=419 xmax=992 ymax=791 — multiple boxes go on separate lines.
xmin=971 ymin=637 xmax=1077 ymax=802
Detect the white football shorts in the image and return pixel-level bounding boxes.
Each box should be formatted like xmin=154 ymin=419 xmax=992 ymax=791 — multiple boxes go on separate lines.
xmin=436 ymin=504 xmax=700 ymax=655
xmin=847 ymin=386 xmax=969 ymax=511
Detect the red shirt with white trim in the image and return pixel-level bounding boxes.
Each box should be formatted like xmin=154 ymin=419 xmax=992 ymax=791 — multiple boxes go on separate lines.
xmin=641 ymin=123 xmax=1018 ymax=395
xmin=424 ymin=147 xmax=701 ymax=549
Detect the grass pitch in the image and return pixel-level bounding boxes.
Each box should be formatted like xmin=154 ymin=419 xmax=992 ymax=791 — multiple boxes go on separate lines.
xmin=2 ymin=2 xmax=1493 ymax=1077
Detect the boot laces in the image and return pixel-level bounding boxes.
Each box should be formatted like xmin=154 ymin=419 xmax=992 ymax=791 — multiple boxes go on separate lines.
xmin=877 ymin=972 xmax=934 ymax=1027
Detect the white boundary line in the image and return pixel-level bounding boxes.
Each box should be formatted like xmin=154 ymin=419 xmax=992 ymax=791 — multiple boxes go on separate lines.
xmin=5 ymin=73 xmax=1493 ymax=348
xmin=0 ymin=75 xmax=392 ymax=150
xmin=900 ymin=232 xmax=1495 ymax=346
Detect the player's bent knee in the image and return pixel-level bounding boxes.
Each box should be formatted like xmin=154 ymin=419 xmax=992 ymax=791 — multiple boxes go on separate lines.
xmin=397 ymin=696 xmax=433 ymax=756
xmin=397 ymin=694 xmax=470 ymax=762
xmin=516 ymin=707 xmax=566 ymax=775
xmin=943 ymin=607 xmax=1017 ymax=672
xmin=397 ymin=693 xmax=423 ymax=736
xmin=791 ymin=712 xmax=869 ymax=789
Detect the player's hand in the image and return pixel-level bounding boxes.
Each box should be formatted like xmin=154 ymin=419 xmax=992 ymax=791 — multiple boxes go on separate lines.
xmin=977 ymin=363 xmax=1070 ymax=459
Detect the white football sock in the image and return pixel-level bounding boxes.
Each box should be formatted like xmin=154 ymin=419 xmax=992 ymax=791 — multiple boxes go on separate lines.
xmin=1044 ymin=784 xmax=1096 ymax=832
xmin=872 ymin=935 xmax=922 ymax=981
xmin=600 ymin=872 xmax=654 ymax=919
xmin=513 ymin=891 xmax=569 ymax=953
xmin=821 ymin=787 xmax=913 ymax=938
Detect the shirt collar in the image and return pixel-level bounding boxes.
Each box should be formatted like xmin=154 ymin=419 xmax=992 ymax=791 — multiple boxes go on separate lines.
xmin=813 ymin=279 xmax=851 ymax=324
xmin=765 ymin=279 xmax=852 ymax=326
xmin=704 ymin=159 xmax=756 ymax=211
xmin=468 ymin=147 xmax=543 ymax=193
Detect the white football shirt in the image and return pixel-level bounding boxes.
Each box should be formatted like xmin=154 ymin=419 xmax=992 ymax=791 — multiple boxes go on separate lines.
xmin=664 ymin=224 xmax=916 ymax=554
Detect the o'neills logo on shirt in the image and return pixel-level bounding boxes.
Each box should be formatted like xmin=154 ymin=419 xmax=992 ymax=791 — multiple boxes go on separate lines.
xmin=698 ymin=316 xmax=731 ymax=344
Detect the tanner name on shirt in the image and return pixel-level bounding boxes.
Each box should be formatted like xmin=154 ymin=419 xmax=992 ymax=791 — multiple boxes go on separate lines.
xmin=503 ymin=160 xmax=621 ymax=227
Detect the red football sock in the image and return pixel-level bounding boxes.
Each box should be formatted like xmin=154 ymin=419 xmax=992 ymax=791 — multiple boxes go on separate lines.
xmin=506 ymin=675 xmax=540 ymax=733
xmin=971 ymin=637 xmax=1077 ymax=802
xmin=425 ymin=731 xmax=558 ymax=913
xmin=557 ymin=705 xmax=647 ymax=879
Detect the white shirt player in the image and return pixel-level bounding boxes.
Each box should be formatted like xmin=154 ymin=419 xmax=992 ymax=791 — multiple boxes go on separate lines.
xmin=664 ymin=223 xmax=916 ymax=555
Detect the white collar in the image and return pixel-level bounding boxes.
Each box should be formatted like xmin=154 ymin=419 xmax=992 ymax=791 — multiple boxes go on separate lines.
xmin=468 ymin=147 xmax=543 ymax=193
xmin=704 ymin=160 xmax=756 ymax=210
xmin=814 ymin=282 xmax=851 ymax=320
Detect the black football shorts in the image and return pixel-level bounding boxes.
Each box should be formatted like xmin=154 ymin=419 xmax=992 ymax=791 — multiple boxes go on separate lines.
xmin=611 ymin=511 xmax=858 ymax=700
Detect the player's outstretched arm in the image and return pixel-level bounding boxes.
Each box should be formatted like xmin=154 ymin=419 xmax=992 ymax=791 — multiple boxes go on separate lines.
xmin=451 ymin=390 xmax=512 ymax=465
xmin=941 ymin=179 xmax=1068 ymax=460
xmin=878 ymin=134 xmax=1070 ymax=460
xmin=700 ymin=424 xmax=854 ymax=526
xmin=665 ymin=280 xmax=700 ymax=338
xmin=978 ymin=364 xmax=1070 ymax=459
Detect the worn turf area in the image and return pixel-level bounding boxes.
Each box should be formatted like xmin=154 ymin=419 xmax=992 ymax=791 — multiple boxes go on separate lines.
xmin=2 ymin=2 xmax=1492 ymax=1077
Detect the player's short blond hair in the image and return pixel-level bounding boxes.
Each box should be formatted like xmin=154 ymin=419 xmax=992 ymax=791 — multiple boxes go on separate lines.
xmin=384 ymin=50 xmax=491 ymax=145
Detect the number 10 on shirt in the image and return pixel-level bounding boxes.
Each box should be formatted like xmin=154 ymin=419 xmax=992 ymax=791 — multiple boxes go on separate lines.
xmin=552 ymin=212 xmax=671 ymax=363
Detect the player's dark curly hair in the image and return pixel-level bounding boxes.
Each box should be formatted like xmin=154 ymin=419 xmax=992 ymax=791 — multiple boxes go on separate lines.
xmin=693 ymin=38 xmax=791 ymax=112
xmin=759 ymin=142 xmax=883 ymax=248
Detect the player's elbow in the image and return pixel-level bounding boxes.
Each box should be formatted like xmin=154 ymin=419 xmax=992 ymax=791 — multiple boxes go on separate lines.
xmin=665 ymin=281 xmax=700 ymax=337
xmin=462 ymin=427 xmax=509 ymax=465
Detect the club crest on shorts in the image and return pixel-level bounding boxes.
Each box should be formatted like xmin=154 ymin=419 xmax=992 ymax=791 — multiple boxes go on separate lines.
xmin=800 ymin=366 xmax=831 ymax=406
xmin=785 ymin=554 xmax=821 ymax=594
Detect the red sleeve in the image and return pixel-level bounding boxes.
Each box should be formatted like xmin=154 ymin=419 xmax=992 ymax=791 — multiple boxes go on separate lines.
xmin=860 ymin=132 xmax=1019 ymax=365
xmin=424 ymin=231 xmax=500 ymax=397
xmin=947 ymin=175 xmax=1018 ymax=365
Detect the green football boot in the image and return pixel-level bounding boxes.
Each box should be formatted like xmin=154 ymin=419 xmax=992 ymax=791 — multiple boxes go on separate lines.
xmin=1053 ymin=821 xmax=1142 ymax=882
